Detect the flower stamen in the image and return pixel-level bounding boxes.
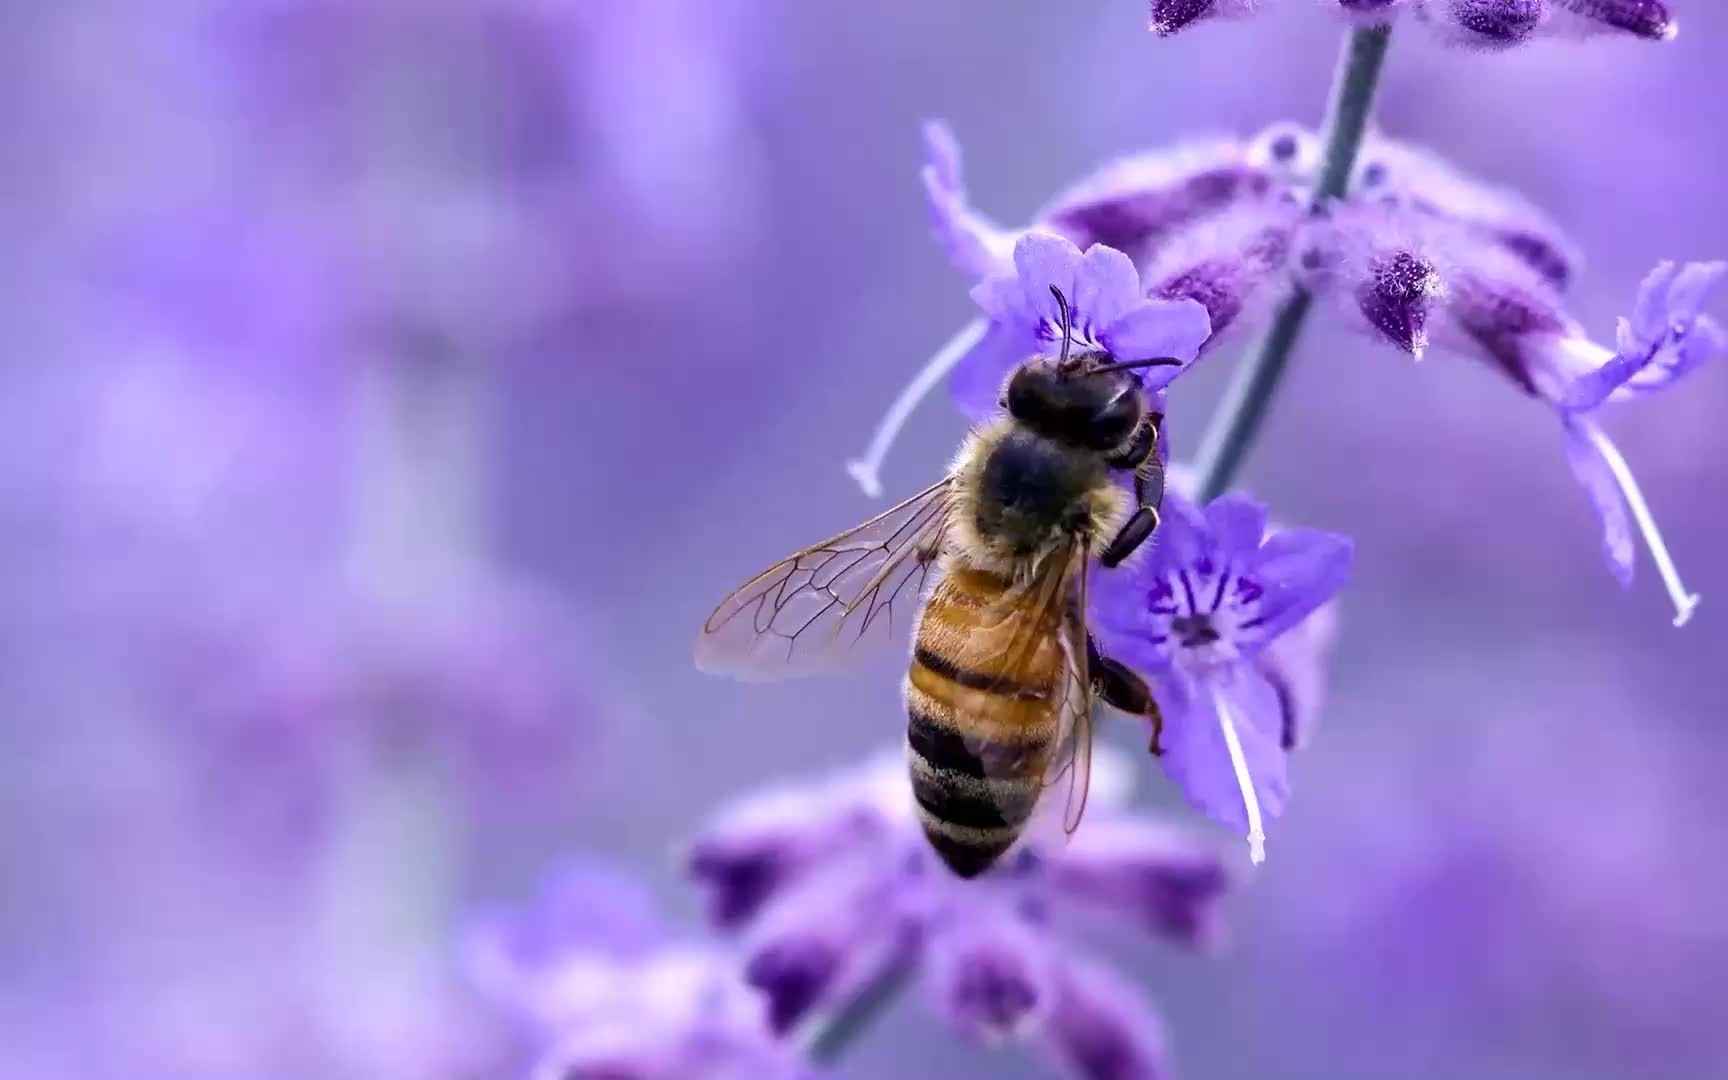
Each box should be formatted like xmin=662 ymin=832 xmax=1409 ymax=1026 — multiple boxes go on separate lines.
xmin=1576 ymin=417 xmax=1702 ymax=628
xmin=846 ymin=319 xmax=988 ymax=498
xmin=1210 ymin=684 xmax=1266 ymax=866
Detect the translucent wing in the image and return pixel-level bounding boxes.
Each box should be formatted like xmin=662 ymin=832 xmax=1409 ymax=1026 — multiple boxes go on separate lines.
xmin=1051 ymin=548 xmax=1095 ymax=836
xmin=696 ymin=478 xmax=953 ymax=680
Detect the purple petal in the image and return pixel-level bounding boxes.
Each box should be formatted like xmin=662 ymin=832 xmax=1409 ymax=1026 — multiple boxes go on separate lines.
xmin=686 ymin=778 xmax=884 ymax=931
xmin=1561 ymin=415 xmax=1636 ymax=586
xmin=1247 ymin=528 xmax=1355 ymax=644
xmin=1014 ymin=232 xmax=1087 ymax=324
xmin=1201 ymin=494 xmax=1269 ymax=561
xmin=1101 ymin=298 xmax=1213 ymax=389
xmin=922 ymin=120 xmax=1015 ymax=279
xmin=1253 ymin=602 xmax=1340 ymax=751
xmin=1156 ymin=671 xmax=1290 ymax=838
xmin=1144 ymin=200 xmax=1299 ymax=354
xmin=464 ymin=859 xmax=662 ymax=994
xmin=922 ymin=915 xmax=1055 ymax=1041
xmin=741 ymin=858 xmax=913 ymax=1034
xmin=1075 ymin=244 xmax=1144 ymax=331
xmin=1563 ymin=261 xmax=1728 ymax=409
xmin=1048 ymin=817 xmax=1233 ymax=946
xmin=1036 ymin=955 xmax=1171 ymax=1080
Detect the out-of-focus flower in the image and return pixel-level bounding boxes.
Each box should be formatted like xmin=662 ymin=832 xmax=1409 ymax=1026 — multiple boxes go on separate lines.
xmin=1264 ymin=668 xmax=1728 ymax=1074
xmin=464 ymin=860 xmax=822 ymax=1080
xmin=1148 ymin=0 xmax=1678 ymax=46
xmin=856 ymin=120 xmax=1723 ymax=624
xmin=687 ymin=751 xmax=1232 ymax=1078
xmin=1091 ymin=491 xmax=1353 ymax=863
xmin=169 ymin=578 xmax=595 ymax=858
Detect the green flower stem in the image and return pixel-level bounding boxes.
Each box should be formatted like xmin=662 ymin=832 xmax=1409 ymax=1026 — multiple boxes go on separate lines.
xmin=1192 ymin=23 xmax=1393 ymax=502
xmin=806 ymin=961 xmax=915 ymax=1065
xmin=805 ymin=20 xmax=1395 ymax=1069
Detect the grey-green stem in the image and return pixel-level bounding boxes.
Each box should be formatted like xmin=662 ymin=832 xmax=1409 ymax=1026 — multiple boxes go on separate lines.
xmin=1192 ymin=23 xmax=1392 ymax=502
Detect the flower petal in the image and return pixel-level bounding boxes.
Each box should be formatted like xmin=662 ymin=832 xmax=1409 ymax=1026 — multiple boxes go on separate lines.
xmin=922 ymin=120 xmax=1015 ymax=279
xmin=1013 ymin=232 xmax=1086 ymax=325
xmin=1247 ymin=528 xmax=1355 ymax=644
xmin=1253 ymin=601 xmax=1340 ymax=751
xmin=1563 ymin=261 xmax=1727 ymax=408
xmin=1101 ymin=298 xmax=1213 ymax=389
xmin=1035 ymin=954 xmax=1171 ymax=1080
xmin=1048 ymin=816 xmax=1233 ymax=946
xmin=1201 ymin=494 xmax=1269 ymax=561
xmin=1075 ymin=243 xmax=1144 ymax=332
xmin=1560 ymin=414 xmax=1635 ymax=586
xmin=948 ymin=322 xmax=1034 ymax=423
xmin=1417 ymin=0 xmax=1545 ymax=48
xmin=1156 ymin=671 xmax=1290 ymax=841
xmin=922 ymin=914 xmax=1056 ymax=1042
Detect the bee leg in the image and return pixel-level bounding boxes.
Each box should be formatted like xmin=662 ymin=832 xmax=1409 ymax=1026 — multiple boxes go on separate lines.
xmin=1087 ymin=635 xmax=1165 ymax=755
xmin=1100 ymin=504 xmax=1159 ymax=568
xmin=1105 ymin=412 xmax=1163 ymax=471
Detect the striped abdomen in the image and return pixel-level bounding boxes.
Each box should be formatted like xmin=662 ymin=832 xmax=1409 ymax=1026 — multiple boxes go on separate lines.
xmin=905 ymin=564 xmax=1067 ymax=878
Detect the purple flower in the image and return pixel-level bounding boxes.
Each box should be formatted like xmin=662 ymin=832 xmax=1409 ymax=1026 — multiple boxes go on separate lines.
xmin=854 ymin=121 xmax=1722 ymax=624
xmin=464 ymin=860 xmax=822 ymax=1080
xmin=687 ymin=751 xmax=1232 ymax=1076
xmin=1425 ymin=252 xmax=1725 ymax=626
xmin=970 ymin=232 xmax=1213 ymax=389
xmin=1090 ymin=492 xmax=1353 ymax=863
xmin=1147 ymin=0 xmax=1678 ymax=44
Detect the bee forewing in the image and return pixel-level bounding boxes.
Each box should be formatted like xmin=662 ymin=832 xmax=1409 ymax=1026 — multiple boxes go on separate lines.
xmin=695 ymin=478 xmax=952 ymax=681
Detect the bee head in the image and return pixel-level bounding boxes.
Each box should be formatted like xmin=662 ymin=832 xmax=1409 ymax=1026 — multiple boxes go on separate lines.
xmin=1002 ymin=286 xmax=1178 ymax=452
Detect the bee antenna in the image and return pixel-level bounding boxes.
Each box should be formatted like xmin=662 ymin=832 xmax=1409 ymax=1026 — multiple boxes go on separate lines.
xmin=1085 ymin=356 xmax=1185 ymax=377
xmin=1048 ymin=285 xmax=1074 ymax=367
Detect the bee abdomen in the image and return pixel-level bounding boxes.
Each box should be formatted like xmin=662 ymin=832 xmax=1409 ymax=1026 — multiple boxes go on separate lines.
xmin=906 ymin=675 xmax=1051 ymax=879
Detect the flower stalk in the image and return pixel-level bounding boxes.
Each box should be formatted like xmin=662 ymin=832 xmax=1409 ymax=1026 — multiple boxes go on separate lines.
xmin=1192 ymin=23 xmax=1393 ymax=501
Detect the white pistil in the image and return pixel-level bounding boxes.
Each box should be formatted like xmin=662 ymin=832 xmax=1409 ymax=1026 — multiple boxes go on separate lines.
xmin=1578 ymin=418 xmax=1702 ymax=628
xmin=1210 ymin=684 xmax=1266 ymax=866
xmin=846 ymin=318 xmax=988 ymax=498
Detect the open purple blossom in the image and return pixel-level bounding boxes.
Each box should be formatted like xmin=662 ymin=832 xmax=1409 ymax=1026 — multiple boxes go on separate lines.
xmin=1150 ymin=0 xmax=1678 ymax=45
xmin=463 ymin=860 xmax=824 ymax=1080
xmin=971 ymin=232 xmax=1213 ymax=390
xmin=1090 ymin=491 xmax=1353 ymax=864
xmin=687 ymin=751 xmax=1233 ymax=1078
xmin=850 ymin=119 xmax=1722 ymax=624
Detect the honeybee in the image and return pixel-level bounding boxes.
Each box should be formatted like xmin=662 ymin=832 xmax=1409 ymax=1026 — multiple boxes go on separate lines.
xmin=698 ymin=288 xmax=1171 ymax=878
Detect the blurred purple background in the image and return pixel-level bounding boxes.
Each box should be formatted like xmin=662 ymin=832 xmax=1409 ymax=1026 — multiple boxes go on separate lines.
xmin=3 ymin=2 xmax=1725 ymax=1078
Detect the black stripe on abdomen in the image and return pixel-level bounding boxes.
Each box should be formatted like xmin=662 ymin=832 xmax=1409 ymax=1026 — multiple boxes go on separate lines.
xmin=911 ymin=645 xmax=1050 ymax=701
xmin=906 ymin=708 xmax=1042 ymax=878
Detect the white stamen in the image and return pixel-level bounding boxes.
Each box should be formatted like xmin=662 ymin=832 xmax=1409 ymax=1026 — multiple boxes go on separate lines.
xmin=1210 ymin=684 xmax=1266 ymax=866
xmin=1578 ymin=418 xmax=1702 ymax=628
xmin=846 ymin=318 xmax=988 ymax=498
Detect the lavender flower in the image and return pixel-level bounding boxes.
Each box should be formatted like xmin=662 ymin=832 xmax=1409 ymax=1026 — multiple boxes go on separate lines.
xmin=687 ymin=751 xmax=1232 ymax=1078
xmin=854 ymin=120 xmax=1723 ymax=624
xmin=1149 ymin=0 xmax=1678 ymax=44
xmin=1091 ymin=491 xmax=1353 ymax=864
xmin=465 ymin=860 xmax=822 ymax=1080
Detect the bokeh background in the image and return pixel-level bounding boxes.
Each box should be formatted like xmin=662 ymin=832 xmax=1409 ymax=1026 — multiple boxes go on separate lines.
xmin=4 ymin=1 xmax=1726 ymax=1078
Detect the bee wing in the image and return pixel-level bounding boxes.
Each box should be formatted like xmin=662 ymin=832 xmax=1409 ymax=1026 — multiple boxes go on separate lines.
xmin=1049 ymin=546 xmax=1095 ymax=837
xmin=696 ymin=478 xmax=953 ymax=680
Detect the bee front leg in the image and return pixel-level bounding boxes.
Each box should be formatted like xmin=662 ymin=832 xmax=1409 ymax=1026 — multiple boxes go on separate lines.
xmin=1101 ymin=417 xmax=1165 ymax=569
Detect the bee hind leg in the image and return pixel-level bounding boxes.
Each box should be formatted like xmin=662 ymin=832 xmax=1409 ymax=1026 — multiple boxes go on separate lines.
xmin=1086 ymin=634 xmax=1164 ymax=755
